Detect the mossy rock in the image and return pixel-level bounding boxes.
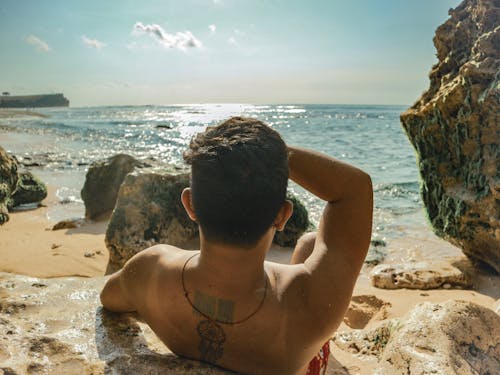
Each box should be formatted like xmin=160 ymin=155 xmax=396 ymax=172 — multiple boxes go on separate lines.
xmin=273 ymin=193 xmax=311 ymax=247
xmin=12 ymin=171 xmax=47 ymax=206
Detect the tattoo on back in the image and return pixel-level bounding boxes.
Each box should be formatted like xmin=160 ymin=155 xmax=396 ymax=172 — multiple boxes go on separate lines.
xmin=197 ymin=319 xmax=225 ymax=363
xmin=193 ymin=291 xmax=235 ymax=364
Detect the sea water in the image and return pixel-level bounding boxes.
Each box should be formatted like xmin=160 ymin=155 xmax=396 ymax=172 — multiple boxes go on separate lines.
xmin=0 ymin=104 xmax=430 ymax=251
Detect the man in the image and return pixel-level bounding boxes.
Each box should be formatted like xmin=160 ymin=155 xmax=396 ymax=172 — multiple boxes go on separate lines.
xmin=101 ymin=117 xmax=373 ymax=375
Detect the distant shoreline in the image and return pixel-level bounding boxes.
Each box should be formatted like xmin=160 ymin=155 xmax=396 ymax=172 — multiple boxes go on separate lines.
xmin=0 ymin=109 xmax=49 ymax=118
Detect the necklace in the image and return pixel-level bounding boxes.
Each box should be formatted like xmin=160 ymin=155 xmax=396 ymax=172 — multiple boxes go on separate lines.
xmin=181 ymin=252 xmax=268 ymax=325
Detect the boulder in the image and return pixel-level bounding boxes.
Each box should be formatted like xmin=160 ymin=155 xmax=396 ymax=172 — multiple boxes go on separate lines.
xmin=0 ymin=272 xmax=231 ymax=374
xmin=376 ymin=300 xmax=500 ymax=374
xmin=0 ymin=147 xmax=47 ymax=223
xmin=400 ymin=0 xmax=500 ymax=272
xmin=105 ymin=170 xmax=310 ymax=273
xmin=333 ymin=300 xmax=500 ymax=374
xmin=370 ymin=261 xmax=472 ymax=290
xmin=11 ymin=171 xmax=47 ymax=206
xmin=105 ymin=171 xmax=197 ymax=274
xmin=274 ymin=193 xmax=310 ymax=247
xmin=81 ymin=154 xmax=148 ymax=220
xmin=0 ymin=145 xmax=19 ymax=224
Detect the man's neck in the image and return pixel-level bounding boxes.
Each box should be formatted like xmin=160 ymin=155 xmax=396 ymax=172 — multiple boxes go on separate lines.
xmin=195 ymin=234 xmax=272 ymax=295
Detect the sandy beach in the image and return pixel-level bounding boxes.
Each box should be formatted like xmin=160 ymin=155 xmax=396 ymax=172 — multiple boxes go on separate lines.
xmin=0 ymin=187 xmax=108 ymax=278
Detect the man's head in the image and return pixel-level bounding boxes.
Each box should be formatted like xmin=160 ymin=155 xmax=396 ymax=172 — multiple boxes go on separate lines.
xmin=183 ymin=117 xmax=290 ymax=248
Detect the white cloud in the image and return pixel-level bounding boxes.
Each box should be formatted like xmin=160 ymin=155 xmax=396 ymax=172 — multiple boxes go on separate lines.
xmin=228 ymin=36 xmax=237 ymax=45
xmin=82 ymin=35 xmax=106 ymax=49
xmin=133 ymin=22 xmax=202 ymax=50
xmin=209 ymin=24 xmax=216 ymax=33
xmin=26 ymin=35 xmax=51 ymax=52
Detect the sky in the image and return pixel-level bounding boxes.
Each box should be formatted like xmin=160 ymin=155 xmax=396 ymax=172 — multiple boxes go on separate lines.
xmin=0 ymin=0 xmax=462 ymax=107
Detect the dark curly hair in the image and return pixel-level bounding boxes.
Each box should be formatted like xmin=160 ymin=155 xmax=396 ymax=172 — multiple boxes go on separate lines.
xmin=183 ymin=117 xmax=288 ymax=247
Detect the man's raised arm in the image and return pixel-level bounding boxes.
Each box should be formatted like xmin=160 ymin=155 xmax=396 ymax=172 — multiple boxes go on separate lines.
xmin=288 ymin=146 xmax=373 ymax=331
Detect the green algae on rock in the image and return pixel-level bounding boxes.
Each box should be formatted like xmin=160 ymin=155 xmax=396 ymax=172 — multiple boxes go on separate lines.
xmin=0 ymin=146 xmax=47 ymax=224
xmin=11 ymin=171 xmax=47 ymax=207
xmin=400 ymin=0 xmax=500 ymax=272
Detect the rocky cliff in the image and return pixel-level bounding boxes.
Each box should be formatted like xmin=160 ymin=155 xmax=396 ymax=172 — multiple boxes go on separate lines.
xmin=0 ymin=93 xmax=69 ymax=108
xmin=400 ymin=0 xmax=499 ymax=272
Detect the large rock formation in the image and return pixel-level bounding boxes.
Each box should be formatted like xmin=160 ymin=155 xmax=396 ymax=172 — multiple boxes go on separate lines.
xmin=81 ymin=154 xmax=148 ymax=220
xmin=400 ymin=0 xmax=499 ymax=272
xmin=0 ymin=146 xmax=18 ymax=224
xmin=333 ymin=300 xmax=500 ymax=374
xmin=104 ymin=170 xmax=310 ymax=273
xmin=376 ymin=300 xmax=500 ymax=374
xmin=0 ymin=272 xmax=231 ymax=374
xmin=0 ymin=93 xmax=69 ymax=108
xmin=0 ymin=146 xmax=47 ymax=224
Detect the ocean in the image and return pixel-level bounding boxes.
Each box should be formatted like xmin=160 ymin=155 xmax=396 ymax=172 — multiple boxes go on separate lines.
xmin=0 ymin=104 xmax=431 ymax=256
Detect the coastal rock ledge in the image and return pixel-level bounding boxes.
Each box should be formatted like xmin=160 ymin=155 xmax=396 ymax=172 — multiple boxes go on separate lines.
xmin=400 ymin=0 xmax=500 ymax=272
xmin=333 ymin=300 xmax=500 ymax=374
xmin=0 ymin=272 xmax=231 ymax=374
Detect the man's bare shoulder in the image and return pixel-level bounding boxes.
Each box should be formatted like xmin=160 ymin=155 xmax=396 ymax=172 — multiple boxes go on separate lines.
xmin=135 ymin=244 xmax=196 ymax=269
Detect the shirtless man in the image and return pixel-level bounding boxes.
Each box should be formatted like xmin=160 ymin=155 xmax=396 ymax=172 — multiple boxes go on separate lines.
xmin=101 ymin=117 xmax=373 ymax=375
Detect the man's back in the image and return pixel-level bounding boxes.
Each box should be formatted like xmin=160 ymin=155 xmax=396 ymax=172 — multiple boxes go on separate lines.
xmin=121 ymin=245 xmax=352 ymax=375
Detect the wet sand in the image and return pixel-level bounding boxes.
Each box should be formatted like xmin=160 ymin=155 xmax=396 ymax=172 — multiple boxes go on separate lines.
xmin=0 ymin=188 xmax=108 ymax=278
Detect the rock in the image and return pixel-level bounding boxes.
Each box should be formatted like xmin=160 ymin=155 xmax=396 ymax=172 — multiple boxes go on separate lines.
xmin=81 ymin=154 xmax=147 ymax=220
xmin=52 ymin=218 xmax=85 ymax=231
xmin=343 ymin=295 xmax=392 ymax=329
xmin=0 ymin=272 xmax=231 ymax=374
xmin=11 ymin=171 xmax=47 ymax=206
xmin=370 ymin=261 xmax=472 ymax=289
xmin=333 ymin=301 xmax=500 ymax=374
xmin=0 ymin=145 xmax=19 ymax=224
xmin=1 ymin=147 xmax=47 ymax=224
xmin=105 ymin=171 xmax=197 ymax=273
xmin=494 ymin=299 xmax=500 ymax=315
xmin=105 ymin=170 xmax=310 ymax=273
xmin=333 ymin=319 xmax=400 ymax=358
xmin=273 ymin=193 xmax=311 ymax=247
xmin=400 ymin=0 xmax=500 ymax=272
xmin=376 ymin=300 xmax=500 ymax=374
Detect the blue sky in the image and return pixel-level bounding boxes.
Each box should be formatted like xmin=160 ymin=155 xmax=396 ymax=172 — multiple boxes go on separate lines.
xmin=0 ymin=0 xmax=461 ymax=106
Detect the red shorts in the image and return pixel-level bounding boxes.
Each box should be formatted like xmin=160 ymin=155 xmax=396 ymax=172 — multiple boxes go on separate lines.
xmin=306 ymin=341 xmax=330 ymax=375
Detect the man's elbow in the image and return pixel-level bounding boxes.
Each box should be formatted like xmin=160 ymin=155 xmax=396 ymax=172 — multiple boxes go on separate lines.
xmin=100 ymin=276 xmax=136 ymax=313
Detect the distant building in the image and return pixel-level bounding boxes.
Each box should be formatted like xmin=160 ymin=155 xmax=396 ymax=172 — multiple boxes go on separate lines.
xmin=2 ymin=92 xmax=10 ymax=96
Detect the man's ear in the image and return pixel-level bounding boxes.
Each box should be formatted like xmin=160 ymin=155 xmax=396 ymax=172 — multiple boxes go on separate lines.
xmin=181 ymin=188 xmax=197 ymax=222
xmin=274 ymin=200 xmax=293 ymax=232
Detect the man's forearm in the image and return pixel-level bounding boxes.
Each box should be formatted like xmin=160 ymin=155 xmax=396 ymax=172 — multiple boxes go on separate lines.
xmin=287 ymin=145 xmax=370 ymax=202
